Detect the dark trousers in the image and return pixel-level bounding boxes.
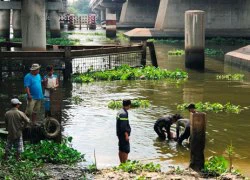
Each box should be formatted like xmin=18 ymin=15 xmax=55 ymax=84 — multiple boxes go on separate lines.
xmin=178 ymin=126 xmax=190 ymax=143
xmin=154 ymin=126 xmax=166 ymax=140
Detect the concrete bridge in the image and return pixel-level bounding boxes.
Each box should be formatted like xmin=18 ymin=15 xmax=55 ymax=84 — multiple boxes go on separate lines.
xmin=0 ymin=0 xmax=67 ymax=51
xmin=91 ymin=0 xmax=250 ymax=37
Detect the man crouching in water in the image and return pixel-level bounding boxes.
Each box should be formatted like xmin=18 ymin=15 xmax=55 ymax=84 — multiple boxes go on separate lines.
xmin=116 ymin=100 xmax=131 ymax=163
xmin=154 ymin=114 xmax=182 ymax=140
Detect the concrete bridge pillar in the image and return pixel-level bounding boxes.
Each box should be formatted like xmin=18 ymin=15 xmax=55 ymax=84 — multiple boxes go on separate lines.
xmin=49 ymin=10 xmax=61 ymax=38
xmin=21 ymin=0 xmax=46 ymax=51
xmin=12 ymin=9 xmax=21 ymax=38
xmin=101 ymin=8 xmax=106 ymax=22
xmin=0 ymin=0 xmax=10 ymax=39
xmin=119 ymin=0 xmax=160 ymax=28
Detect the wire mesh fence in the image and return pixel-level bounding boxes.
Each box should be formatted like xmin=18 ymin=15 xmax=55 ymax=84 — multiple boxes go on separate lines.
xmin=72 ymin=51 xmax=143 ymax=73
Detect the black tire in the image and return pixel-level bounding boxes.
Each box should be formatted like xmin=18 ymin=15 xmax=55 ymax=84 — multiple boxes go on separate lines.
xmin=43 ymin=117 xmax=60 ymax=139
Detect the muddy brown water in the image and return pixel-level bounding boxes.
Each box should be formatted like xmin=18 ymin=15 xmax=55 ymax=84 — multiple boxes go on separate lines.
xmin=1 ymin=30 xmax=250 ymax=176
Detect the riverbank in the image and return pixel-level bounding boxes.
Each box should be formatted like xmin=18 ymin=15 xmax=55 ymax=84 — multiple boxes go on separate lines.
xmin=36 ymin=164 xmax=246 ymax=180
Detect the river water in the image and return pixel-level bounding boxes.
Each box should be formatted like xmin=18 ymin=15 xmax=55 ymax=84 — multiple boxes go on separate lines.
xmin=0 ymin=29 xmax=250 ymax=176
xmin=63 ymin=31 xmax=250 ymax=176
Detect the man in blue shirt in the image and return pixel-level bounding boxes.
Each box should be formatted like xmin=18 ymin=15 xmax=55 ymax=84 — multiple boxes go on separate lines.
xmin=24 ymin=64 xmax=44 ymax=125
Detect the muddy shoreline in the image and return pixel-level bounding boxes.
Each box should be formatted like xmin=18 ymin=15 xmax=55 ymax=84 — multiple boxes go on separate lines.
xmin=39 ymin=164 xmax=246 ymax=180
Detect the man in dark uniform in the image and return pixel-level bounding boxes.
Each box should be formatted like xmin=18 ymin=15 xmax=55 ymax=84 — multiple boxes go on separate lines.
xmin=154 ymin=114 xmax=182 ymax=140
xmin=116 ymin=100 xmax=131 ymax=163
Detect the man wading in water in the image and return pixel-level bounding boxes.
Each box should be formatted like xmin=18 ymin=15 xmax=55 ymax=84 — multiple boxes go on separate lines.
xmin=116 ymin=100 xmax=131 ymax=163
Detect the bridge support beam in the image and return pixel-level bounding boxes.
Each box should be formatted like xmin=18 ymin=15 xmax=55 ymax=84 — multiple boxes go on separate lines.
xmin=101 ymin=8 xmax=106 ymax=23
xmin=0 ymin=8 xmax=10 ymax=39
xmin=119 ymin=0 xmax=160 ymax=28
xmin=21 ymin=0 xmax=46 ymax=51
xmin=12 ymin=9 xmax=21 ymax=38
xmin=155 ymin=0 xmax=250 ymax=37
xmin=49 ymin=10 xmax=61 ymax=38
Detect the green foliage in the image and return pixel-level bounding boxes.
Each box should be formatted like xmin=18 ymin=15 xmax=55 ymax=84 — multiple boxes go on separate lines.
xmin=87 ymin=164 xmax=97 ymax=173
xmin=72 ymin=65 xmax=188 ymax=83
xmin=68 ymin=0 xmax=90 ymax=15
xmin=168 ymin=49 xmax=185 ymax=56
xmin=47 ymin=38 xmax=80 ymax=46
xmin=114 ymin=160 xmax=161 ymax=173
xmin=17 ymin=93 xmax=26 ymax=100
xmin=0 ymin=159 xmax=48 ymax=180
xmin=203 ymin=156 xmax=228 ymax=176
xmin=0 ymin=38 xmax=5 ymax=42
xmin=177 ymin=102 xmax=243 ymax=114
xmin=22 ymin=138 xmax=84 ymax=164
xmin=216 ymin=74 xmax=244 ymax=81
xmin=10 ymin=38 xmax=22 ymax=42
xmin=225 ymin=142 xmax=235 ymax=173
xmin=108 ymin=99 xmax=150 ymax=109
xmin=207 ymin=37 xmax=250 ymax=45
xmin=147 ymin=38 xmax=184 ymax=44
xmin=70 ymin=95 xmax=84 ymax=105
xmin=174 ymin=166 xmax=184 ymax=174
xmin=117 ymin=33 xmax=129 ymax=42
xmin=205 ymin=48 xmax=225 ymax=57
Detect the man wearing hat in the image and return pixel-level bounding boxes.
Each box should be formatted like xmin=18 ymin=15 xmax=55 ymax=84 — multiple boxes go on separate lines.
xmin=24 ymin=63 xmax=44 ymax=125
xmin=4 ymin=98 xmax=30 ymax=160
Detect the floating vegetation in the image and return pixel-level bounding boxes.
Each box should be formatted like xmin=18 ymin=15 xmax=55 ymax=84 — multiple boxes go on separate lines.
xmin=86 ymin=37 xmax=94 ymax=42
xmin=207 ymin=37 xmax=250 ymax=45
xmin=205 ymin=48 xmax=224 ymax=57
xmin=70 ymin=95 xmax=84 ymax=105
xmin=66 ymin=32 xmax=105 ymax=36
xmin=47 ymin=38 xmax=80 ymax=46
xmin=168 ymin=49 xmax=185 ymax=56
xmin=117 ymin=33 xmax=129 ymax=42
xmin=72 ymin=65 xmax=188 ymax=83
xmin=203 ymin=156 xmax=228 ymax=176
xmin=22 ymin=137 xmax=84 ymax=164
xmin=108 ymin=99 xmax=150 ymax=109
xmin=113 ymin=160 xmax=161 ymax=173
xmin=177 ymin=102 xmax=244 ymax=114
xmin=147 ymin=38 xmax=184 ymax=44
xmin=216 ymin=74 xmax=244 ymax=81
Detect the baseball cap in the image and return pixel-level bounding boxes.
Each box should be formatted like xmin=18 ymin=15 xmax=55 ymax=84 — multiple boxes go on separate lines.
xmin=11 ymin=98 xmax=22 ymax=105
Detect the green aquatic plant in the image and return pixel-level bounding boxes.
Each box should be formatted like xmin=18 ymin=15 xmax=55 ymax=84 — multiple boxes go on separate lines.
xmin=225 ymin=142 xmax=234 ymax=173
xmin=203 ymin=156 xmax=228 ymax=176
xmin=108 ymin=99 xmax=150 ymax=109
xmin=22 ymin=137 xmax=84 ymax=164
xmin=205 ymin=48 xmax=225 ymax=57
xmin=207 ymin=37 xmax=250 ymax=45
xmin=47 ymin=38 xmax=80 ymax=46
xmin=168 ymin=49 xmax=185 ymax=56
xmin=70 ymin=95 xmax=84 ymax=105
xmin=216 ymin=74 xmax=244 ymax=81
xmin=72 ymin=65 xmax=188 ymax=83
xmin=177 ymin=102 xmax=243 ymax=114
xmin=113 ymin=160 xmax=161 ymax=173
xmin=147 ymin=38 xmax=184 ymax=44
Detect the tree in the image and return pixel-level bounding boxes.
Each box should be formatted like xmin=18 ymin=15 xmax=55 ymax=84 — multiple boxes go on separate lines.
xmin=68 ymin=0 xmax=90 ymax=15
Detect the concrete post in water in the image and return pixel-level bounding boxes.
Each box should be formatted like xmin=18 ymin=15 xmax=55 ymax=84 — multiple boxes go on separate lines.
xmin=49 ymin=10 xmax=61 ymax=38
xmin=101 ymin=9 xmax=106 ymax=23
xmin=12 ymin=9 xmax=22 ymax=38
xmin=185 ymin=10 xmax=205 ymax=70
xmin=106 ymin=14 xmax=116 ymax=38
xmin=0 ymin=3 xmax=10 ymax=39
xmin=21 ymin=0 xmax=46 ymax=51
xmin=189 ymin=112 xmax=206 ymax=171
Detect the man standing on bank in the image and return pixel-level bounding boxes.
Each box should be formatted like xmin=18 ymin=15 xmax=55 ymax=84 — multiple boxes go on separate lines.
xmin=4 ymin=98 xmax=30 ymax=161
xmin=116 ymin=100 xmax=131 ymax=163
xmin=24 ymin=64 xmax=44 ymax=125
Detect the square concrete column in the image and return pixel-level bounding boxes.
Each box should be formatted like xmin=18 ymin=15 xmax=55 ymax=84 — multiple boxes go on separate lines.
xmin=0 ymin=8 xmax=10 ymax=39
xmin=21 ymin=0 xmax=46 ymax=51
xmin=49 ymin=10 xmax=61 ymax=38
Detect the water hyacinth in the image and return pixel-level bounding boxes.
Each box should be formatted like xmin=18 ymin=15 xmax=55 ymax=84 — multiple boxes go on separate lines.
xmin=168 ymin=49 xmax=185 ymax=56
xmin=177 ymin=102 xmax=244 ymax=114
xmin=216 ymin=74 xmax=244 ymax=81
xmin=72 ymin=65 xmax=188 ymax=83
xmin=108 ymin=99 xmax=150 ymax=109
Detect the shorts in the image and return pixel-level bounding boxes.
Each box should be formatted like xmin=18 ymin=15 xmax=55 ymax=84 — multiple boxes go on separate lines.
xmin=5 ymin=136 xmax=24 ymax=154
xmin=25 ymin=99 xmax=42 ymax=115
xmin=118 ymin=135 xmax=130 ymax=154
